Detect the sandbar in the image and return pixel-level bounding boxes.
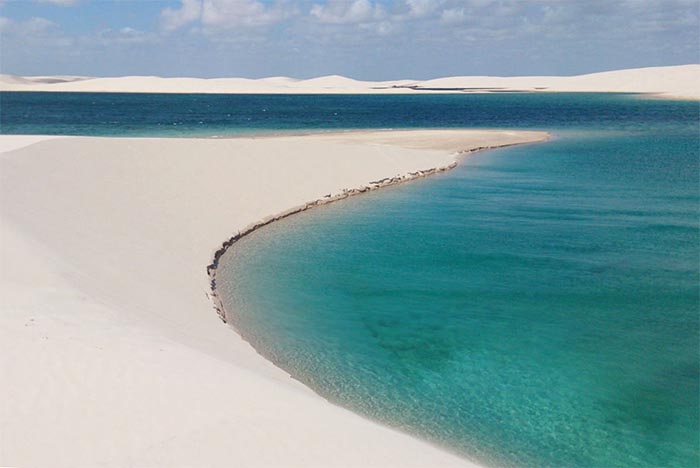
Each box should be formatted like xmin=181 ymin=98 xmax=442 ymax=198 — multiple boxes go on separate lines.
xmin=0 ymin=130 xmax=547 ymax=467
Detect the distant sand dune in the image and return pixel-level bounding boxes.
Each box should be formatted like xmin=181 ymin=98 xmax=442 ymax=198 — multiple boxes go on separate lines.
xmin=1 ymin=65 xmax=697 ymax=99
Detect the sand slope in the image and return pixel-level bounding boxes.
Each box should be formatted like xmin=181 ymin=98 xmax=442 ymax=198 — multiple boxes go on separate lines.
xmin=0 ymin=130 xmax=547 ymax=467
xmin=0 ymin=65 xmax=697 ymax=99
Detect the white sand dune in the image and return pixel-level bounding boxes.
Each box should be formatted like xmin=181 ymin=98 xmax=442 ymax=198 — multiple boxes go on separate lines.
xmin=0 ymin=65 xmax=697 ymax=98
xmin=292 ymin=74 xmax=369 ymax=88
xmin=0 ymin=130 xmax=547 ymax=467
xmin=258 ymin=76 xmax=300 ymax=85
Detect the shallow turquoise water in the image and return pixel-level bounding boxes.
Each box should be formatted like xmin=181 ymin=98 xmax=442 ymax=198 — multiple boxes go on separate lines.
xmin=3 ymin=92 xmax=697 ymax=467
xmin=217 ymin=125 xmax=699 ymax=466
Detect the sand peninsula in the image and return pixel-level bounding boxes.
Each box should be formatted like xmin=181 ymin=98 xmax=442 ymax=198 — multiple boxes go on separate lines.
xmin=1 ymin=64 xmax=699 ymax=99
xmin=1 ymin=130 xmax=547 ymax=467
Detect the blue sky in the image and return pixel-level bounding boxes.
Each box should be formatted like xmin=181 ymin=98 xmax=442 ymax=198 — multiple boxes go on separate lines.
xmin=0 ymin=0 xmax=698 ymax=79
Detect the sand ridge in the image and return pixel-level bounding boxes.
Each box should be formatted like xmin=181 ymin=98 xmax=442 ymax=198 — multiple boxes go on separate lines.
xmin=1 ymin=64 xmax=698 ymax=99
xmin=0 ymin=130 xmax=547 ymax=467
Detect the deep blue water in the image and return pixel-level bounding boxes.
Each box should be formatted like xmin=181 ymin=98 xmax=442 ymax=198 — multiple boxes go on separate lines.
xmin=0 ymin=91 xmax=692 ymax=136
xmin=2 ymin=92 xmax=698 ymax=467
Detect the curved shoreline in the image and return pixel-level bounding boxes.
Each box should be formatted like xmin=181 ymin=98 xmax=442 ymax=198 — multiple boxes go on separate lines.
xmin=204 ymin=137 xmax=549 ymax=465
xmin=206 ymin=140 xmax=540 ymax=324
xmin=1 ymin=130 xmax=547 ymax=467
xmin=206 ymin=159 xmax=457 ymax=324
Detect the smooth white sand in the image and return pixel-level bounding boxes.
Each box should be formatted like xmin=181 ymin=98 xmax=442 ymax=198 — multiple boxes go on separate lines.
xmin=0 ymin=130 xmax=547 ymax=467
xmin=1 ymin=65 xmax=697 ymax=99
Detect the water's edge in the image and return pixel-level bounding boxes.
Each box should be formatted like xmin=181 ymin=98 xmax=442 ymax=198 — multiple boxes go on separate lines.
xmin=204 ymin=137 xmax=549 ymax=464
xmin=206 ymin=139 xmax=545 ymax=323
xmin=206 ymin=160 xmax=459 ymax=322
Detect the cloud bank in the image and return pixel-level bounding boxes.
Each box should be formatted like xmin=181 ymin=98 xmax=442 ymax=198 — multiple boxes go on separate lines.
xmin=1 ymin=0 xmax=697 ymax=79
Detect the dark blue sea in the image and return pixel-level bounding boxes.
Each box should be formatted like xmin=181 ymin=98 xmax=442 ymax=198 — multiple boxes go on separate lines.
xmin=2 ymin=92 xmax=698 ymax=467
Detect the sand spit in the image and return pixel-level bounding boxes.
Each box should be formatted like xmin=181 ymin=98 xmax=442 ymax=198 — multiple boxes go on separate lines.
xmin=0 ymin=65 xmax=698 ymax=99
xmin=0 ymin=130 xmax=547 ymax=467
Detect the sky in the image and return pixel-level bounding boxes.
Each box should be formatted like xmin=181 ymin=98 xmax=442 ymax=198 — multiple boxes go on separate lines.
xmin=0 ymin=0 xmax=698 ymax=79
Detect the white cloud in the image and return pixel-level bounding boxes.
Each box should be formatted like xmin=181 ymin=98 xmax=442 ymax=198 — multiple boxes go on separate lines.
xmin=161 ymin=0 xmax=294 ymax=32
xmin=359 ymin=20 xmax=398 ymax=36
xmin=202 ymin=0 xmax=295 ymax=28
xmin=1 ymin=16 xmax=58 ymax=34
xmin=310 ymin=0 xmax=385 ymax=24
xmin=0 ymin=15 xmax=75 ymax=55
xmin=403 ymin=0 xmax=442 ymax=19
xmin=440 ymin=8 xmax=466 ymax=24
xmin=26 ymin=16 xmax=56 ymax=31
xmin=161 ymin=0 xmax=202 ymax=32
xmin=97 ymin=26 xmax=158 ymax=45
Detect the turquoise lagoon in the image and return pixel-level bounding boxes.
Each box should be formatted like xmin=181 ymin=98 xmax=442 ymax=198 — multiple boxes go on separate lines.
xmin=2 ymin=92 xmax=698 ymax=467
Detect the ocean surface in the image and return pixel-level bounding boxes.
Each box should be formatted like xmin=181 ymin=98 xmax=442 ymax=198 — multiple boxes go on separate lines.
xmin=2 ymin=92 xmax=698 ymax=467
